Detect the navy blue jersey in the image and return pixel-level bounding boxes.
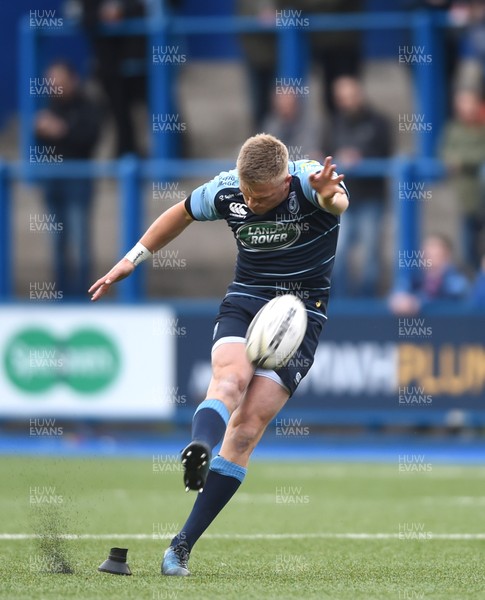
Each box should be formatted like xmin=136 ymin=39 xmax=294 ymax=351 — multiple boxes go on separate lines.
xmin=185 ymin=160 xmax=348 ymax=320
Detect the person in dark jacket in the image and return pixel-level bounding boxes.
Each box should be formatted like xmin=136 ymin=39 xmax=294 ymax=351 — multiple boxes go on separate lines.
xmin=237 ymin=0 xmax=278 ymax=132
xmin=238 ymin=0 xmax=363 ymax=130
xmin=35 ymin=61 xmax=102 ymax=297
xmin=81 ymin=0 xmax=147 ymax=156
xmin=278 ymin=0 xmax=363 ymax=114
xmin=324 ymin=76 xmax=392 ymax=297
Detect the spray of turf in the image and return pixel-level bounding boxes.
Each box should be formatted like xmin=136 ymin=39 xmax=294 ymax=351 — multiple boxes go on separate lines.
xmin=31 ymin=501 xmax=74 ymax=574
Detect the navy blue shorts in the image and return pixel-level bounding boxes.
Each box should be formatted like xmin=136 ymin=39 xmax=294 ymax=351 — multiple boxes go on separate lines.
xmin=212 ymin=294 xmax=325 ymax=396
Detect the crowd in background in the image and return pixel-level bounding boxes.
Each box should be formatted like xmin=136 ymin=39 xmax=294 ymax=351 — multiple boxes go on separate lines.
xmin=27 ymin=0 xmax=485 ymax=308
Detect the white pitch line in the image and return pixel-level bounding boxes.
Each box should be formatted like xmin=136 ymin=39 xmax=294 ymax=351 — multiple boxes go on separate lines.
xmin=1 ymin=533 xmax=485 ymax=541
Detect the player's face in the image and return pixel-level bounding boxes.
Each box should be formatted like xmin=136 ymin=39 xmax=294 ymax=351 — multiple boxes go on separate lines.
xmin=240 ymin=176 xmax=291 ymax=215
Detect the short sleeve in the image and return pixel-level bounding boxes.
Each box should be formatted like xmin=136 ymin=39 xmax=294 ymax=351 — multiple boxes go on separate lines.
xmin=185 ymin=176 xmax=224 ymax=221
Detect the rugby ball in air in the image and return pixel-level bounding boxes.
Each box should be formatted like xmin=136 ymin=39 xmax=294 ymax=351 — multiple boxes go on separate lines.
xmin=246 ymin=294 xmax=308 ymax=369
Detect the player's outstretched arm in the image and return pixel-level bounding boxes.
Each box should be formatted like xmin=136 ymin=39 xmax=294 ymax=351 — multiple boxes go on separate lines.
xmin=309 ymin=156 xmax=349 ymax=216
xmin=89 ymin=201 xmax=193 ymax=301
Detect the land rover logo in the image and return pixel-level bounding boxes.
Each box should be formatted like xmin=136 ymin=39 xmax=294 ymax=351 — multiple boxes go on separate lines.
xmin=237 ymin=221 xmax=301 ymax=251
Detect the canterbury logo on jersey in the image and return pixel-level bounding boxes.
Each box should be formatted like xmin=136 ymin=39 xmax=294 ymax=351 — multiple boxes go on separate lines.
xmin=229 ymin=202 xmax=248 ymax=218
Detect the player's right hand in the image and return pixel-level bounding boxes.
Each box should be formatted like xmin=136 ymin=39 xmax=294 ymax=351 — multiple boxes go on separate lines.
xmin=88 ymin=258 xmax=135 ymax=302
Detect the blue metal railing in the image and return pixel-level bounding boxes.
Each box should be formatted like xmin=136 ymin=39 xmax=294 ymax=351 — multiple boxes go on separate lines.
xmin=0 ymin=156 xmax=446 ymax=300
xmin=18 ymin=10 xmax=451 ymax=162
xmin=4 ymin=9 xmax=454 ymax=300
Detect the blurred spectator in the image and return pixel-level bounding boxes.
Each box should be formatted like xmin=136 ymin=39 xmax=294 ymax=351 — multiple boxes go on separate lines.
xmin=389 ymin=234 xmax=469 ymax=315
xmin=440 ymin=88 xmax=485 ymax=271
xmin=452 ymin=1 xmax=485 ymax=89
xmin=469 ymin=254 xmax=485 ymax=307
xmin=81 ymin=0 xmax=147 ymax=156
xmin=238 ymin=0 xmax=362 ymax=130
xmin=35 ymin=61 xmax=102 ymax=297
xmin=262 ymin=88 xmax=320 ymax=160
xmin=405 ymin=1 xmax=461 ymax=117
xmin=237 ymin=0 xmax=277 ymax=131
xmin=278 ymin=0 xmax=363 ymax=114
xmin=324 ymin=76 xmax=392 ymax=297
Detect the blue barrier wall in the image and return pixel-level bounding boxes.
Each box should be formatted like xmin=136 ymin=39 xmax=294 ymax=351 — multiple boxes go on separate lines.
xmin=174 ymin=303 xmax=485 ymax=427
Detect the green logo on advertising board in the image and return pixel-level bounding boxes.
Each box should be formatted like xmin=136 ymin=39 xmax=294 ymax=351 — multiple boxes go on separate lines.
xmin=4 ymin=328 xmax=120 ymax=394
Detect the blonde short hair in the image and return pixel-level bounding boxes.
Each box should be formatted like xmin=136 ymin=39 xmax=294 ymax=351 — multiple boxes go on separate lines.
xmin=236 ymin=133 xmax=289 ymax=188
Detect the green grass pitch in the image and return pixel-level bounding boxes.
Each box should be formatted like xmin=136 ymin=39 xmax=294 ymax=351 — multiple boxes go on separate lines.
xmin=0 ymin=456 xmax=484 ymax=599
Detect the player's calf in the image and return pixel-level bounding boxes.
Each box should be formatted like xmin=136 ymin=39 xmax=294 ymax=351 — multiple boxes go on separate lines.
xmin=220 ymin=418 xmax=267 ymax=465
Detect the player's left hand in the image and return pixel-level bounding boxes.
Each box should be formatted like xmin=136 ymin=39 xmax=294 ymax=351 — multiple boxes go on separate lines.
xmin=309 ymin=156 xmax=345 ymax=201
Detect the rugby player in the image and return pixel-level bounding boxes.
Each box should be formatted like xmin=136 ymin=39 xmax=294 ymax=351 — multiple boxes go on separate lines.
xmin=89 ymin=134 xmax=349 ymax=575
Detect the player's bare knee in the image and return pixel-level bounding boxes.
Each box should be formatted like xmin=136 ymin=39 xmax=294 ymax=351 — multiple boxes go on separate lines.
xmin=212 ymin=372 xmax=248 ymax=410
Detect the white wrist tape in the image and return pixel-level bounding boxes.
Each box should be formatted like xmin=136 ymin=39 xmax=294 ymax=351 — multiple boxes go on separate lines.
xmin=124 ymin=242 xmax=152 ymax=266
